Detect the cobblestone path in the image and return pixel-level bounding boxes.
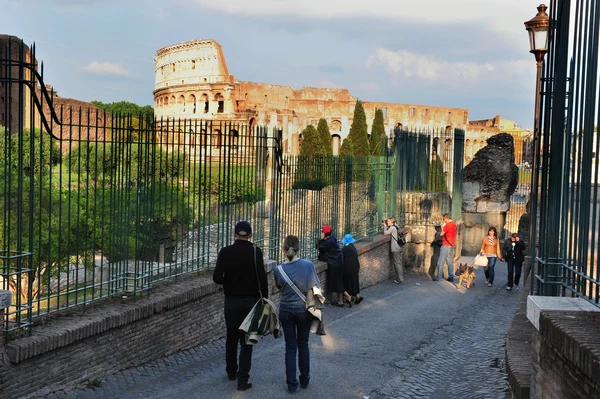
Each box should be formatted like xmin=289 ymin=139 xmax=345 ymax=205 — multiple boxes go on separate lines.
xmin=38 ymin=257 xmax=519 ymax=399
xmin=368 ymin=281 xmax=518 ymax=399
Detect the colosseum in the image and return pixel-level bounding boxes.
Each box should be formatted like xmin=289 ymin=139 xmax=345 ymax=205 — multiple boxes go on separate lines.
xmin=153 ymin=39 xmax=477 ymax=157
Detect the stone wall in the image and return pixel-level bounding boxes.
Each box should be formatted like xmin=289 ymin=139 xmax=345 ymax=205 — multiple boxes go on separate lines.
xmin=0 ymin=235 xmax=393 ymax=399
xmin=530 ymin=311 xmax=600 ymax=399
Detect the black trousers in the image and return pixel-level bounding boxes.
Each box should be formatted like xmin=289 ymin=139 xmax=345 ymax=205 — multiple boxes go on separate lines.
xmin=224 ymin=296 xmax=258 ymax=384
xmin=507 ymin=258 xmax=523 ymax=288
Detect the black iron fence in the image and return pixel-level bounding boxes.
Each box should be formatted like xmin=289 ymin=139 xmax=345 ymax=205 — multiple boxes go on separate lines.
xmin=504 ymin=136 xmax=532 ymax=239
xmin=1 ymin=37 xmax=465 ymax=339
xmin=531 ymin=0 xmax=600 ymax=306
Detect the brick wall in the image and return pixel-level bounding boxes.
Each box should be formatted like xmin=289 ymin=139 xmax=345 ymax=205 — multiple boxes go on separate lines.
xmin=530 ymin=311 xmax=600 ymax=399
xmin=0 ymin=235 xmax=392 ymax=398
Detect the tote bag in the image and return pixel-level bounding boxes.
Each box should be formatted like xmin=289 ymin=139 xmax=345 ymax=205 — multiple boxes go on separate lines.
xmin=474 ymin=254 xmax=489 ymax=267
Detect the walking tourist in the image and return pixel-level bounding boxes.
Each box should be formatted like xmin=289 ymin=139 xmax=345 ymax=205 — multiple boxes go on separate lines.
xmin=274 ymin=235 xmax=321 ymax=393
xmin=212 ymin=220 xmax=268 ymax=391
xmin=341 ymin=233 xmax=363 ymax=306
xmin=318 ymin=225 xmax=350 ymax=307
xmin=502 ymin=233 xmax=526 ymax=291
xmin=434 ymin=213 xmax=457 ymax=283
xmin=383 ymin=217 xmax=405 ymax=284
xmin=480 ymin=226 xmax=503 ymax=287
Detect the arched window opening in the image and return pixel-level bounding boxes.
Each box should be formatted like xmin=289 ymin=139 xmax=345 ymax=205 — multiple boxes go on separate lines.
xmin=202 ymin=94 xmax=209 ymax=113
xmin=444 ymin=139 xmax=452 ymax=162
xmin=215 ymin=93 xmax=224 ymax=113
xmin=179 ymin=95 xmax=185 ymax=113
xmin=189 ymin=94 xmax=196 ymax=114
xmin=172 ymin=63 xmax=176 ymax=72
xmin=231 ymin=129 xmax=239 ymax=151
xmin=192 ymin=60 xmax=196 ymax=70
xmin=213 ymin=129 xmax=222 ymax=148
xmin=332 ymin=134 xmax=341 ymax=156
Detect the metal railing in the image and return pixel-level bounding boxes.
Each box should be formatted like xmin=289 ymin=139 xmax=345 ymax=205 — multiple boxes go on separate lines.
xmin=531 ymin=0 xmax=600 ymax=306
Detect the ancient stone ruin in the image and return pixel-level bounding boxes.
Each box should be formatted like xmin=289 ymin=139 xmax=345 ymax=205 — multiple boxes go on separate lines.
xmin=461 ymin=133 xmax=518 ymax=255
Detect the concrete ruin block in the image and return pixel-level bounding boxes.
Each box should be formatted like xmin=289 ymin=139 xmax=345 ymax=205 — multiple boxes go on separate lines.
xmin=0 ymin=290 xmax=12 ymax=309
xmin=461 ymin=133 xmax=518 ymax=255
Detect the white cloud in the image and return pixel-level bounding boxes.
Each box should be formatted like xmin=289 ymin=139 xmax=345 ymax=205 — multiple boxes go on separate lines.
xmin=179 ymin=0 xmax=538 ymax=39
xmin=366 ymin=48 xmax=496 ymax=83
xmin=81 ymin=61 xmax=135 ymax=78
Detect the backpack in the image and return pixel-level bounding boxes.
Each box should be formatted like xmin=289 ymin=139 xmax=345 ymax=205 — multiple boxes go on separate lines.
xmin=392 ymin=225 xmax=406 ymax=246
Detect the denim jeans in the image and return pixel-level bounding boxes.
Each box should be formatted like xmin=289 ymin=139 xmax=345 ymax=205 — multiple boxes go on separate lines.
xmin=224 ymin=296 xmax=259 ymax=384
xmin=484 ymin=256 xmax=497 ymax=284
xmin=437 ymin=245 xmax=455 ymax=280
xmin=279 ymin=305 xmax=313 ymax=392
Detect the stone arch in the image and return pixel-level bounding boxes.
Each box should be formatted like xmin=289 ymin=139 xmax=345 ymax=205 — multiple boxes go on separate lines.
xmin=395 ymin=122 xmax=403 ymax=130
xmin=189 ymin=94 xmax=196 ymax=114
xmin=445 ymin=125 xmax=453 ymax=135
xmin=331 ymin=120 xmax=342 ymax=132
xmin=170 ymin=95 xmax=176 ymax=108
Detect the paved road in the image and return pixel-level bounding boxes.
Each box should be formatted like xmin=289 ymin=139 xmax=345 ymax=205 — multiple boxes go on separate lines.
xmin=38 ymin=256 xmax=519 ymax=399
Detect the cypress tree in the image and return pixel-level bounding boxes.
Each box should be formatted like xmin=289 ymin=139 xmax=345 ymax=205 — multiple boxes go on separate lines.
xmin=370 ymin=108 xmax=387 ymax=156
xmin=429 ymin=154 xmax=448 ymax=193
xmin=316 ymin=118 xmax=333 ymax=156
xmin=299 ymin=125 xmax=320 ymax=156
xmin=347 ymin=100 xmax=370 ymax=156
xmin=340 ymin=137 xmax=353 ymax=157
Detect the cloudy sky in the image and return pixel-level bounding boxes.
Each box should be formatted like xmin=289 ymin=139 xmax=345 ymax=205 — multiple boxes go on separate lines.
xmin=3 ymin=0 xmax=543 ymax=127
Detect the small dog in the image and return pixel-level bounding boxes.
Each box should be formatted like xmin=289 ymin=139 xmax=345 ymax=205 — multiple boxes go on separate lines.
xmin=457 ymin=263 xmax=476 ymax=289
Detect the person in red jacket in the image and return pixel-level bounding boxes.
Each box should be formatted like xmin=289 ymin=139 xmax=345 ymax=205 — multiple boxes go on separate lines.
xmin=434 ymin=213 xmax=457 ymax=283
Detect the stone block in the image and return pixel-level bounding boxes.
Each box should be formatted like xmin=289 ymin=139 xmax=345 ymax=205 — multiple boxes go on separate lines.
xmin=462 ymin=182 xmax=480 ymax=208
xmin=0 ymin=290 xmax=12 ymax=309
xmin=526 ymin=296 xmax=600 ymax=330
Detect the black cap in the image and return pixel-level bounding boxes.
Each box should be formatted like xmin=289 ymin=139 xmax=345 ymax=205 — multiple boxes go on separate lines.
xmin=235 ymin=221 xmax=252 ymax=237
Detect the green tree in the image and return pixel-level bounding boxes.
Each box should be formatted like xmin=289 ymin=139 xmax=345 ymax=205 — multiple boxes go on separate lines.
xmin=316 ymin=118 xmax=333 ymax=156
xmin=347 ymin=100 xmax=369 ymax=156
xmin=91 ymin=100 xmax=154 ymax=119
xmin=429 ymin=155 xmax=448 ymax=193
xmin=370 ymin=108 xmax=387 ymax=156
xmin=299 ymin=125 xmax=321 ymax=156
xmin=340 ymin=138 xmax=353 ymax=157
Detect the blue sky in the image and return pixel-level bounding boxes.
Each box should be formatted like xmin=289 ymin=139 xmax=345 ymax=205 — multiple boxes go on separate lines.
xmin=3 ymin=0 xmax=543 ymax=127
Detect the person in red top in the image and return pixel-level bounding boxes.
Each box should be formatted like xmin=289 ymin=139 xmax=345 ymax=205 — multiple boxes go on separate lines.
xmin=434 ymin=213 xmax=457 ymax=283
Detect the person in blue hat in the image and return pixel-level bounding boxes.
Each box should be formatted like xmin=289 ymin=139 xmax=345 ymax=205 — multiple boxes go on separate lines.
xmin=341 ymin=234 xmax=363 ymax=306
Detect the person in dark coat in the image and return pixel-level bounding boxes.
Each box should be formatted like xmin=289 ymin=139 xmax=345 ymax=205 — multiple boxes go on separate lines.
xmin=213 ymin=221 xmax=268 ymax=391
xmin=341 ymin=234 xmax=363 ymax=306
xmin=502 ymin=232 xmax=526 ymax=291
xmin=318 ymin=225 xmax=350 ymax=307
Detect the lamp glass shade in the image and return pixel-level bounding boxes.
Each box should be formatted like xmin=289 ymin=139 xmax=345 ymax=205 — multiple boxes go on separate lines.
xmin=535 ymin=29 xmax=548 ymax=51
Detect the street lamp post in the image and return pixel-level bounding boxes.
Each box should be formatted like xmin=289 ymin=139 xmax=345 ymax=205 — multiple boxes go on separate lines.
xmin=525 ymin=4 xmax=550 ymax=294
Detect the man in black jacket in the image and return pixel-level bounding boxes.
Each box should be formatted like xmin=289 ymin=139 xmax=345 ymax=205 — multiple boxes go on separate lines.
xmin=502 ymin=233 xmax=526 ymax=291
xmin=213 ymin=221 xmax=268 ymax=391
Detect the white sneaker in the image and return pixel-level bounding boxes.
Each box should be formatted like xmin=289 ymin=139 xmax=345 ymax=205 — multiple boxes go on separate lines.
xmin=506 ymin=286 xmax=512 ymax=291
xmin=487 ymin=283 xmax=492 ymax=287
